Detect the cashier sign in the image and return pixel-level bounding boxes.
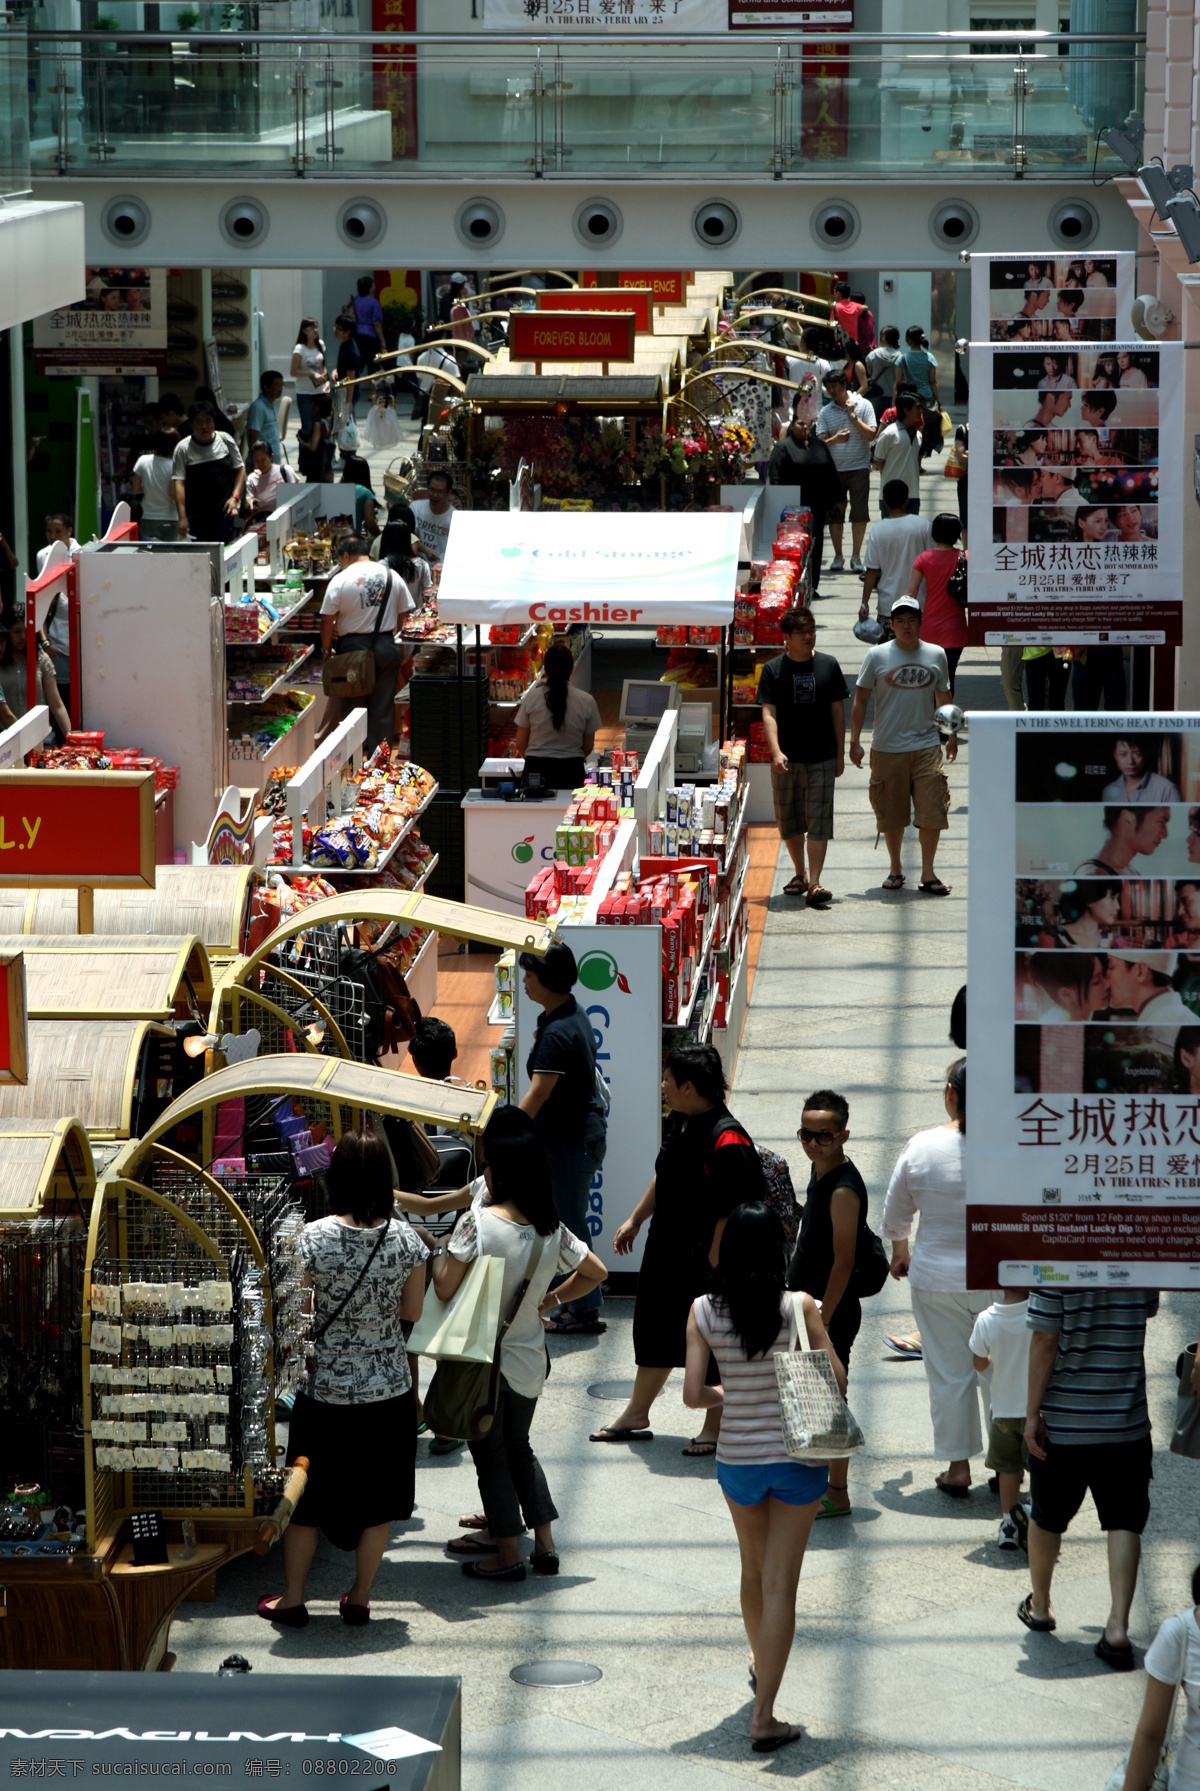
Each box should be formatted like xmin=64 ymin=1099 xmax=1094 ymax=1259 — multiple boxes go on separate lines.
xmin=0 ymin=770 xmax=156 ymax=888
xmin=437 ymin=512 xmax=741 ymax=627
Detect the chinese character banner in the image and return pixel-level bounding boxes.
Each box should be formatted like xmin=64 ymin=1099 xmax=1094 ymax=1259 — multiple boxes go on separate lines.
xmin=33 ymin=268 xmax=167 ymax=377
xmin=966 ymin=339 xmax=1182 ymax=647
xmin=967 ymin=711 xmax=1200 ymax=1290
xmin=969 ymin=251 xmax=1137 ymax=344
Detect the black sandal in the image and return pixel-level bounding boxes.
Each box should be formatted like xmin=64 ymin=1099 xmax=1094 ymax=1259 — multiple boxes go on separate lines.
xmin=461 ymin=1559 xmax=526 ymax=1582
xmin=530 ymin=1551 xmax=560 ymax=1576
xmin=1017 ymin=1594 xmax=1055 ymax=1632
xmin=919 ymin=878 xmax=951 ymax=896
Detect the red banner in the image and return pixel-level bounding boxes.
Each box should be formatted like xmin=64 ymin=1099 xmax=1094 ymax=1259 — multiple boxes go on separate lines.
xmin=967 ymin=1204 xmax=1200 ymax=1289
xmin=372 ymin=0 xmax=418 ymax=162
xmin=0 ymin=771 xmax=155 ymax=888
xmin=509 ymin=312 xmax=637 ymax=364
xmin=539 ymin=287 xmax=653 ymax=333
xmin=579 ymin=272 xmax=688 ymax=305
xmin=968 ymin=601 xmax=1182 ymax=648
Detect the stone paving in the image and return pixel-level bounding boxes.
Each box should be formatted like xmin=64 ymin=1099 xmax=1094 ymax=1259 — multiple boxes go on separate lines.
xmin=171 ymin=450 xmax=1200 ymax=1787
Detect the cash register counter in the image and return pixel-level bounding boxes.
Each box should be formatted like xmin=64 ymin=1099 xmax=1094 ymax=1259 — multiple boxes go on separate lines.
xmin=462 ymin=785 xmax=569 ymax=915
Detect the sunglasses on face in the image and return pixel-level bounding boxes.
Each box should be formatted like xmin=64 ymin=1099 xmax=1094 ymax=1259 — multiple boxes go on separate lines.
xmin=798 ymin=1126 xmax=838 ymax=1145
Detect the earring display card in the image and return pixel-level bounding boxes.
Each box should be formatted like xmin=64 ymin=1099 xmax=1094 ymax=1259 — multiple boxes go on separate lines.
xmin=129 ymin=1509 xmax=168 ymax=1567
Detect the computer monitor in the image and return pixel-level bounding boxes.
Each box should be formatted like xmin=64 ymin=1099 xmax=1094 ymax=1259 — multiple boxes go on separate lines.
xmin=619 ymin=679 xmax=680 ymax=726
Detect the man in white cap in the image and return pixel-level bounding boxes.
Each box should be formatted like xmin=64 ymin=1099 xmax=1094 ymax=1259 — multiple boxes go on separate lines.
xmin=1107 ymin=953 xmax=1194 ymax=1024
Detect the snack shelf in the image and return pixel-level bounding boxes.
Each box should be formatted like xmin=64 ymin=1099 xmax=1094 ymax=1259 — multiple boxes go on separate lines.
xmin=225 ymin=591 xmax=314 ymax=649
xmin=228 ymin=692 xmax=317 ymax=790
xmin=228 ymin=647 xmax=314 ymax=708
xmin=320 ymin=780 xmax=440 ymax=879
xmin=672 ymin=898 xmax=718 ymax=1032
xmin=488 ymin=994 xmax=515 ymax=1028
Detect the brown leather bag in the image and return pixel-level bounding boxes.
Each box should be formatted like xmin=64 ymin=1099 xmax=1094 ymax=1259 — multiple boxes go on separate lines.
xmin=374 ymin=945 xmax=423 ymax=1051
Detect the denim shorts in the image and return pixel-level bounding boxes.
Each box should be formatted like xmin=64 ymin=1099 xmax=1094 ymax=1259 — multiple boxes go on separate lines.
xmin=716 ymin=1459 xmax=830 ymax=1508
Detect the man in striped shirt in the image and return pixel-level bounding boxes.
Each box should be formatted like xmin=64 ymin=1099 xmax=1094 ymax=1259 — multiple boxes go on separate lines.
xmin=1018 ymin=1287 xmax=1158 ymax=1668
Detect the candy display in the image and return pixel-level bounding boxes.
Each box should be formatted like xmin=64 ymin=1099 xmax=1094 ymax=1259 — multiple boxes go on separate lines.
xmin=29 ymin=733 xmax=180 ymax=792
xmin=227 ymin=646 xmax=312 ymax=705
xmin=228 ymin=692 xmax=314 ymax=764
xmin=268 ymin=753 xmax=438 ymax=873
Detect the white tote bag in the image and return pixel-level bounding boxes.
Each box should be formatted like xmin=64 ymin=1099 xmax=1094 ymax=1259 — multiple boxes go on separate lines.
xmin=774 ymin=1293 xmax=865 ymax=1463
xmin=405 ymin=1254 xmax=505 ymax=1363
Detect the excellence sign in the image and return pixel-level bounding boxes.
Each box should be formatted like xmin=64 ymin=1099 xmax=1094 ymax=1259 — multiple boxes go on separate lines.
xmin=0 ymin=771 xmax=156 ymax=889
xmin=538 ymin=288 xmax=653 ymax=334
xmin=509 ymin=311 xmax=636 ymax=365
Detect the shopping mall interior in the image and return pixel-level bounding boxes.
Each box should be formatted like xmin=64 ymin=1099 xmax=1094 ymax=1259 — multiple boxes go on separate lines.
xmin=1 ymin=6 xmax=1199 ymax=1789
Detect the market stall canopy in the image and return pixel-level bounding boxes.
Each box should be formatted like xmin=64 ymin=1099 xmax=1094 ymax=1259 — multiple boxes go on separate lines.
xmin=0 ymin=1117 xmax=94 ymax=1217
xmin=238 ymin=890 xmax=557 ymax=976
xmin=437 ymin=511 xmax=741 ymax=628
xmin=0 ymin=867 xmax=255 ymax=957
xmin=0 ymin=1019 xmax=172 ymax=1135
xmin=464 ymin=373 xmax=663 ymax=410
xmin=0 ymin=935 xmax=213 ymax=1022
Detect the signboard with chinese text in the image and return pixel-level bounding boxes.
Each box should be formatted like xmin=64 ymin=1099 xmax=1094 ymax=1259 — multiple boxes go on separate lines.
xmin=509 ymin=310 xmax=636 ymax=364
xmin=371 ymin=0 xmax=418 ymax=160
xmin=0 ymin=953 xmax=28 ymax=1086
xmin=971 ymin=251 xmax=1137 ymax=344
xmin=967 ymin=711 xmax=1200 ymax=1290
xmin=0 ymin=771 xmax=156 ymax=890
xmin=967 ymin=341 xmax=1182 ymax=646
xmin=34 ymin=269 xmax=167 ymax=377
xmin=538 ymin=286 xmax=653 ymax=333
xmin=484 ymin=0 xmax=727 ymax=28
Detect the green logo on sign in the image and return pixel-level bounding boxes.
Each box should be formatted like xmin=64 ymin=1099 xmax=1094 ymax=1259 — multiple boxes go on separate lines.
xmin=578 ymin=950 xmax=630 ymax=995
xmin=511 ymin=835 xmax=536 ymax=864
xmin=500 ymin=546 xmax=522 ymax=559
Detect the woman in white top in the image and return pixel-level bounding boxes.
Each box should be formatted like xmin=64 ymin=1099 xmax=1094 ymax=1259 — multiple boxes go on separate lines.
xmin=432 ymin=1113 xmax=606 ymax=1583
xmin=685 ymin=1202 xmax=843 ymax=1756
xmin=513 ymin=642 xmax=601 ymax=791
xmin=1117 ymin=350 xmax=1150 ymax=390
xmin=290 ymin=316 xmax=328 ymax=442
xmin=1120 ymin=1563 xmax=1200 ymax=1790
xmin=882 ymin=1059 xmax=992 ymax=1497
xmin=131 ymin=428 xmax=180 ymax=540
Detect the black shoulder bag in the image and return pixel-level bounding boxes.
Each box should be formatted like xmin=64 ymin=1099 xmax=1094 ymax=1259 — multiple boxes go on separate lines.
xmin=947 ymin=551 xmax=969 ymax=608
xmin=423 ymin=1235 xmax=547 ymax=1441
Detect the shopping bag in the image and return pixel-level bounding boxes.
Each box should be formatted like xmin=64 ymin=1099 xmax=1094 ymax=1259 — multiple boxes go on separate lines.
xmin=406 ymin=1254 xmax=506 ymax=1363
xmin=1170 ymin=1345 xmax=1200 ymax=1458
xmin=775 ymin=1294 xmax=865 ymax=1462
xmin=336 ymin=414 xmax=361 ymax=454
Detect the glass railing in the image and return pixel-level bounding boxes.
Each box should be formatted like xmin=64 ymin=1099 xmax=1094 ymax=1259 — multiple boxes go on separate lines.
xmin=25 ymin=31 xmax=1144 ymax=180
xmin=1 ymin=21 xmax=31 ymax=197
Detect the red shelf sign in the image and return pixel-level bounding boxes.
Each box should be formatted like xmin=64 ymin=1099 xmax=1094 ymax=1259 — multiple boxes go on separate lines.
xmin=538 ymin=287 xmax=653 ymax=333
xmin=0 ymin=770 xmax=156 ymax=889
xmin=509 ymin=311 xmax=637 ymax=365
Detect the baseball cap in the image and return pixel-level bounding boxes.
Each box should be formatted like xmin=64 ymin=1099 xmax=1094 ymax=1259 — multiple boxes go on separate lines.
xmin=889 ymin=595 xmax=922 ymax=617
xmin=450 ymin=271 xmax=468 ymax=284
xmin=1111 ymin=951 xmax=1177 ymax=976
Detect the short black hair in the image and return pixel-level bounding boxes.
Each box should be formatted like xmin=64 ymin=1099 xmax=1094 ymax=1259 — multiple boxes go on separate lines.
xmin=882 ymin=478 xmax=909 ymax=510
xmin=326 ymin=1129 xmax=394 ymax=1225
xmin=665 ymin=1043 xmax=727 ymax=1106
xmin=833 ymin=280 xmax=851 ymax=298
xmin=905 ymin=325 xmax=925 ymax=344
xmin=880 ymin=325 xmax=900 ymax=346
xmin=1058 ymin=288 xmax=1084 ymax=314
xmin=341 ymin=455 xmax=374 ymax=489
xmin=357 ymin=275 xmax=374 ymax=296
xmin=336 ymin=533 xmax=368 ymax=557
xmin=518 ymin=940 xmax=578 ymax=994
xmin=1082 ymin=388 xmax=1117 ymax=421
xmin=931 ymin=512 xmax=961 ymax=547
xmin=188 ymin=400 xmax=215 ymax=421
xmin=426 ymin=469 xmax=453 ymax=492
xmin=781 ymin=606 xmax=814 ymax=634
xmin=408 ymin=1016 xmax=457 ymax=1080
xmin=45 ymin=510 xmax=72 ymax=529
xmin=259 ymin=369 xmax=283 ymax=393
xmin=159 ymin=392 xmax=185 ymax=412
xmin=802 ymin=1089 xmax=849 ymax=1129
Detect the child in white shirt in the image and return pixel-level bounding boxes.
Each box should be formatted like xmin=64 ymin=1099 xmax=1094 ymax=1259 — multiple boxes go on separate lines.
xmin=970 ymin=1290 xmax=1032 ymax=1550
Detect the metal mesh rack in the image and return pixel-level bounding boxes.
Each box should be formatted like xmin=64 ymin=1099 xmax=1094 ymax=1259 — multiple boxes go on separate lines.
xmin=267 ymin=923 xmax=370 ymax=1064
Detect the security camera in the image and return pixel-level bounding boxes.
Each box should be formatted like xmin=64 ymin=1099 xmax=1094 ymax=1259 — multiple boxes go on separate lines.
xmin=1165 ymin=192 xmax=1200 ymax=264
xmin=102 ymin=196 xmax=150 ymax=247
xmin=219 ymin=197 xmax=268 ymax=248
xmin=337 ymin=200 xmax=385 ymax=249
xmin=455 ymin=198 xmax=505 ymax=248
xmin=1101 ymin=119 xmax=1144 ymax=172
xmin=811 ymin=200 xmax=860 ymax=249
xmin=1048 ymin=199 xmax=1097 ymax=248
xmin=1131 ymin=292 xmax=1175 ymax=340
xmin=573 ymin=198 xmax=623 ymax=248
xmin=691 ymin=201 xmax=741 ymax=248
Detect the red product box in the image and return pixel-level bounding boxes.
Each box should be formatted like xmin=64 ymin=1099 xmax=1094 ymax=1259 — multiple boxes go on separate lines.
xmin=662 ymin=913 xmax=681 ymax=973
xmin=663 ymin=969 xmax=679 ymax=1023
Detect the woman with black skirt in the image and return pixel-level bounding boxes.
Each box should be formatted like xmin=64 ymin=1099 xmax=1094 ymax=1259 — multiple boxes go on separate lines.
xmin=258 ymin=1130 xmax=427 ymax=1628
xmin=591 ymin=1043 xmax=763 ymax=1456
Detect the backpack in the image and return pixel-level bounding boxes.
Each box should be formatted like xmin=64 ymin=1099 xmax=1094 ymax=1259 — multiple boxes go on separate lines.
xmin=703 ymin=1111 xmax=766 ymax=1205
xmin=758 ymin=1147 xmax=800 ymax=1249
xmin=340 ymin=943 xmax=423 ymax=1062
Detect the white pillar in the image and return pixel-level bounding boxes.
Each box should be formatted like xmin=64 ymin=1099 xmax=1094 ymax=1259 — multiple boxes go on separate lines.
xmin=8 ymin=326 xmax=27 ymax=577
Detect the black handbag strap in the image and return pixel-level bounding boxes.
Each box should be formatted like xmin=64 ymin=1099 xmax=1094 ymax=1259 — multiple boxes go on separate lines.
xmin=494 ymin=1234 xmax=547 ymax=1353
xmin=311 ymin=1220 xmax=390 ymax=1345
xmin=367 ymin=572 xmax=393 ymax=644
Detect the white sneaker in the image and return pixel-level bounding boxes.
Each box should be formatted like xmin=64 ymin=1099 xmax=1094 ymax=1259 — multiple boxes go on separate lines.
xmin=829 ymin=555 xmax=844 ymax=573
xmin=850 ymin=554 xmax=865 ymax=574
xmin=998 ymin=1517 xmax=1019 ymax=1551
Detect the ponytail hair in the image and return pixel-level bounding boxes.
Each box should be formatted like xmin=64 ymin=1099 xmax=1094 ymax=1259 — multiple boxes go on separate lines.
xmin=542 ymin=642 xmax=574 ymax=732
xmin=947 ymin=1057 xmax=966 ymax=1134
xmin=710 ymin=1203 xmax=788 ymax=1359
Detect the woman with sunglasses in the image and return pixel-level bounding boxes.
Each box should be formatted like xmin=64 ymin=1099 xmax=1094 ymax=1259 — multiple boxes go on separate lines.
xmin=881 ymin=1059 xmax=992 ymax=1498
xmin=785 ymin=1091 xmax=867 ymax=1519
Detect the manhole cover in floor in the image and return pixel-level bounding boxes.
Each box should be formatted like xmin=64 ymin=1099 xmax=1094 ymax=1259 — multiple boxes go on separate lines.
xmin=586 ymin=1380 xmax=635 ymax=1400
xmin=510 ymin=1661 xmax=603 ymax=1688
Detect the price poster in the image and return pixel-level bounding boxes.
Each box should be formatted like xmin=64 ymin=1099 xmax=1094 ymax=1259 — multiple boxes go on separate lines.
xmin=967 ymin=340 xmax=1182 ymax=646
xmin=967 ymin=712 xmax=1200 ymax=1290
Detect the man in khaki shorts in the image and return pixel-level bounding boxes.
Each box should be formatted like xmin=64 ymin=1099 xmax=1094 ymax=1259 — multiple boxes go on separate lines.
xmin=849 ymin=594 xmax=957 ymax=896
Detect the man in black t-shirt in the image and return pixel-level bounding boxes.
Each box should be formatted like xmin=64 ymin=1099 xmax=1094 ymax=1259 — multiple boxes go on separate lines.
xmin=757 ymin=606 xmax=849 ymax=908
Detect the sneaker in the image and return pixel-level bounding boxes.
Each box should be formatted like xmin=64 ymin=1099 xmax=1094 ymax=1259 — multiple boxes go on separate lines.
xmin=998 ymin=1517 xmax=1019 ymax=1551
xmin=829 ymin=555 xmax=844 ymax=573
xmin=850 ymin=555 xmax=865 ymax=574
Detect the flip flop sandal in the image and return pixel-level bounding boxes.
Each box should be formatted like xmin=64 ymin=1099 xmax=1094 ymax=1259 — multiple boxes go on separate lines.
xmin=936 ymin=1474 xmax=971 ymax=1499
xmin=751 ymin=1725 xmax=802 ymax=1755
xmin=461 ymin=1559 xmax=526 ymax=1582
xmin=257 ymin=1595 xmax=309 ymax=1628
xmin=682 ymin=1440 xmax=718 ymax=1457
xmin=458 ymin=1511 xmax=489 ymax=1530
xmin=1095 ymin=1636 xmax=1135 ymax=1671
xmin=428 ymin=1436 xmax=464 ymax=1455
xmin=589 ymin=1426 xmax=654 ymax=1444
xmin=805 ymin=886 xmax=833 ymax=907
xmin=814 ymin=1494 xmax=852 ymax=1519
xmin=545 ymin=1314 xmax=607 ymax=1335
xmin=447 ymin=1534 xmax=496 ymax=1555
xmin=1017 ymin=1594 xmax=1056 ymax=1633
xmin=919 ymin=878 xmax=952 ymax=896
xmin=783 ymin=875 xmax=808 ymax=896
xmin=882 ymin=873 xmax=905 ymax=891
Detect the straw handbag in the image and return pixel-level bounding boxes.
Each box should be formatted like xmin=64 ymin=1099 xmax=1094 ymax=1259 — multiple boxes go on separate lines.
xmin=774 ymin=1293 xmax=865 ymax=1463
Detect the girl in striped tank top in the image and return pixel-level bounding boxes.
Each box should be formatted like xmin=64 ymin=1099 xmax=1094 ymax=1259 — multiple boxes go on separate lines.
xmin=685 ymin=1202 xmax=846 ymax=1756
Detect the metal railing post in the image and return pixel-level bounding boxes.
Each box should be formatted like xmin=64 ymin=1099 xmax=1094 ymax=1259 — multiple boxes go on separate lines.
xmin=319 ymin=48 xmax=343 ymax=165
xmin=288 ymin=46 xmax=312 ymax=175
xmin=91 ymin=48 xmax=112 ymax=163
xmin=532 ymin=45 xmax=545 ymax=178
xmin=552 ymin=47 xmax=566 ymax=172
xmin=53 ymin=53 xmax=73 ymax=174
xmin=1011 ymin=52 xmax=1027 ymax=179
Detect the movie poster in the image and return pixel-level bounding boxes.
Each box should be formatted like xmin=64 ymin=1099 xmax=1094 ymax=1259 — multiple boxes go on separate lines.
xmin=970 ymin=251 xmax=1136 ymax=344
xmin=967 ymin=712 xmax=1200 ymax=1291
xmin=966 ymin=340 xmax=1182 ymax=647
xmin=33 ymin=268 xmax=167 ymax=377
